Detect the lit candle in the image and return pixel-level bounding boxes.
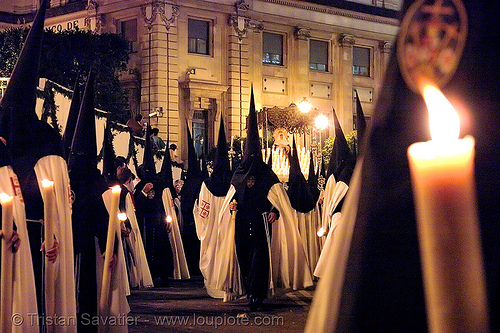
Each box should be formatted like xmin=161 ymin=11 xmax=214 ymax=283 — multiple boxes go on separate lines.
xmin=407 ymin=84 xmax=488 ymax=333
xmin=231 ymin=136 xmax=234 ymax=149
xmin=41 ymin=179 xmax=55 ymax=249
xmin=100 ymin=185 xmax=122 ymax=315
xmin=0 ymin=193 xmax=14 ymax=333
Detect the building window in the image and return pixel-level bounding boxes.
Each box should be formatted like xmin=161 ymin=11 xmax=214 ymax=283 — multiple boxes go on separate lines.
xmin=310 ymin=39 xmax=329 ymax=72
xmin=121 ymin=19 xmax=137 ymax=53
xmin=188 ymin=19 xmax=210 ymax=55
xmin=192 ymin=110 xmax=209 ymax=158
xmin=353 ymin=46 xmax=371 ymax=77
xmin=263 ymin=32 xmax=283 ymax=66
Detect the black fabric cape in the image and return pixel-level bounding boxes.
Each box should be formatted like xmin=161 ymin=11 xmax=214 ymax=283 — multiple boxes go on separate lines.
xmin=336 ymin=1 xmax=500 ymax=332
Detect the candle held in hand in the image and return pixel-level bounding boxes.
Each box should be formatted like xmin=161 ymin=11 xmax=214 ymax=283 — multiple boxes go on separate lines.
xmin=407 ymin=84 xmax=488 ymax=333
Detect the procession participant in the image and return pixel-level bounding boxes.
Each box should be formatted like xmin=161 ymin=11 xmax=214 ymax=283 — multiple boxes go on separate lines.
xmin=287 ymin=137 xmax=320 ymax=272
xmin=0 ymin=1 xmax=77 ymax=330
xmin=307 ymin=0 xmax=500 ymax=331
xmin=216 ymin=87 xmax=313 ymax=311
xmin=134 ymin=124 xmax=173 ymax=287
xmin=194 ymin=116 xmax=236 ymax=299
xmin=179 ymin=121 xmax=204 ymax=276
xmin=67 ymin=70 xmax=106 ymax=332
xmin=158 ymin=137 xmax=190 ymax=281
xmin=0 ymin=140 xmax=39 ymax=333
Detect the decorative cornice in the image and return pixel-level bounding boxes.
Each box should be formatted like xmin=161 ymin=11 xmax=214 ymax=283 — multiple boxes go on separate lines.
xmin=379 ymin=40 xmax=393 ymax=53
xmin=257 ymin=0 xmax=399 ymax=26
xmin=235 ymin=0 xmax=250 ymax=13
xmin=141 ymin=1 xmax=179 ymax=30
xmin=339 ymin=34 xmax=355 ymax=46
xmin=294 ymin=26 xmax=311 ymax=40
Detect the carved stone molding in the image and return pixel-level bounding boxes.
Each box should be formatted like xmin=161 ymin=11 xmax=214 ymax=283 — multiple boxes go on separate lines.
xmin=235 ymin=0 xmax=250 ymax=13
xmin=141 ymin=1 xmax=179 ymax=30
xmin=379 ymin=41 xmax=394 ymax=53
xmin=229 ymin=14 xmax=263 ymax=38
xmin=294 ymin=27 xmax=311 ymax=41
xmin=339 ymin=34 xmax=355 ymax=46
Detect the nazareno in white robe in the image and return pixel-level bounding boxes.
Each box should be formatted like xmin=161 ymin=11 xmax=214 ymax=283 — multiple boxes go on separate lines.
xmin=34 ymin=155 xmax=77 ymax=333
xmin=0 ymin=165 xmax=39 ymax=333
xmin=162 ymin=188 xmax=190 ymax=280
xmin=194 ymin=182 xmax=238 ymax=299
xmin=216 ymin=183 xmax=313 ymax=296
xmin=98 ymin=189 xmax=131 ymax=333
xmin=122 ymin=191 xmax=153 ymax=288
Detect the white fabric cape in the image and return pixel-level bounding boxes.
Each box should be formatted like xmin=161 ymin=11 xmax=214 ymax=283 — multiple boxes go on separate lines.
xmin=305 ymin=159 xmax=363 ymax=333
xmin=0 ymin=166 xmax=39 ymax=333
xmin=216 ymin=183 xmax=313 ymax=295
xmin=98 ymin=189 xmax=131 ymax=333
xmin=162 ymin=188 xmax=190 ymax=280
xmin=296 ymin=206 xmax=322 ymax=275
xmin=194 ymin=182 xmax=232 ymax=298
xmin=314 ymin=212 xmax=341 ymax=278
xmin=34 ymin=155 xmax=77 ymax=333
xmin=320 ymin=176 xmax=349 ymax=232
xmin=123 ymin=192 xmax=153 ymax=288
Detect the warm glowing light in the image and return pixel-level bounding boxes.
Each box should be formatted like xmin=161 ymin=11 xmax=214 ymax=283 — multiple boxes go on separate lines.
xmin=421 ymin=84 xmax=460 ymax=143
xmin=317 ymin=227 xmax=325 ymax=237
xmin=0 ymin=193 xmax=12 ymax=204
xmin=166 ymin=215 xmax=172 ymax=223
xmin=315 ymin=114 xmax=328 ymax=131
xmin=298 ymin=97 xmax=312 ymax=113
xmin=41 ymin=179 xmax=54 ymax=188
xmin=111 ymin=185 xmax=121 ymax=194
xmin=118 ymin=213 xmax=127 ymax=221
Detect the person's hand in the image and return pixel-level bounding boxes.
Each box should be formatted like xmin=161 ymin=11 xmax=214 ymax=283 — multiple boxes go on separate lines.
xmin=102 ymin=253 xmax=118 ymax=270
xmin=41 ymin=239 xmax=59 ymax=263
xmin=143 ymin=183 xmax=153 ymax=193
xmin=268 ymin=212 xmax=278 ymax=223
xmin=0 ymin=230 xmax=20 ymax=253
xmin=121 ymin=225 xmax=131 ymax=238
xmin=165 ymin=221 xmax=172 ymax=234
xmin=229 ymin=200 xmax=237 ymax=212
xmin=318 ymin=198 xmax=324 ymax=205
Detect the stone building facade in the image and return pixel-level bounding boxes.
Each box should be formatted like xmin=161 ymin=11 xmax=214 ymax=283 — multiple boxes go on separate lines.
xmin=0 ymin=0 xmax=400 ymax=159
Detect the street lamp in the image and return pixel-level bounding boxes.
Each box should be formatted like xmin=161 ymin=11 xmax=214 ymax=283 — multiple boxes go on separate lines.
xmin=298 ymin=97 xmax=312 ymax=113
xmin=315 ymin=113 xmax=328 ymax=131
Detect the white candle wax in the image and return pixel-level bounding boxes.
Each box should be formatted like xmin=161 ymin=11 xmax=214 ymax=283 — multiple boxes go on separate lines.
xmin=41 ymin=179 xmax=55 ymax=249
xmin=0 ymin=194 xmax=14 ymax=333
xmin=407 ymin=84 xmax=488 ymax=333
xmin=100 ymin=185 xmax=122 ymax=315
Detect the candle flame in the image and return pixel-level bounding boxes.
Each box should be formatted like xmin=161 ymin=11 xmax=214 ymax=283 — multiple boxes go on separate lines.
xmin=118 ymin=213 xmax=127 ymax=221
xmin=166 ymin=215 xmax=172 ymax=223
xmin=0 ymin=193 xmax=13 ymax=204
xmin=111 ymin=185 xmax=121 ymax=193
xmin=317 ymin=227 xmax=325 ymax=237
xmin=421 ymin=84 xmax=460 ymax=142
xmin=41 ymin=179 xmax=54 ymax=188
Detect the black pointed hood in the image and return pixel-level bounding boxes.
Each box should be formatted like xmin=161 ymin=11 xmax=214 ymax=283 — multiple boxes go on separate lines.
xmin=287 ymin=136 xmax=315 ymax=213
xmin=231 ymin=86 xmax=279 ymax=203
xmin=334 ymin=1 xmax=500 ymax=331
xmin=200 ymin=154 xmax=209 ymax=180
xmin=185 ymin=120 xmax=200 ymax=179
xmin=62 ymin=72 xmax=82 ymax=160
xmin=102 ymin=122 xmax=118 ymax=186
xmin=326 ymin=108 xmax=355 ymax=184
xmin=354 ymin=89 xmax=367 ymax=155
xmin=158 ymin=138 xmax=176 ymax=198
xmin=307 ymin=150 xmax=320 ymax=202
xmin=243 ymin=86 xmax=262 ymax=161
xmin=267 ymin=145 xmax=273 ymax=168
xmin=0 ymin=0 xmax=46 ymax=125
xmin=205 ymin=116 xmax=232 ymax=197
xmin=141 ymin=123 xmax=156 ymax=181
xmin=68 ymin=70 xmax=97 ymax=178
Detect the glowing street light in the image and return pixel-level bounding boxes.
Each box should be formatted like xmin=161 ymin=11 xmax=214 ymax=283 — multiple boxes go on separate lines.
xmin=298 ymin=97 xmax=312 ymax=113
xmin=315 ymin=114 xmax=328 ymax=130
